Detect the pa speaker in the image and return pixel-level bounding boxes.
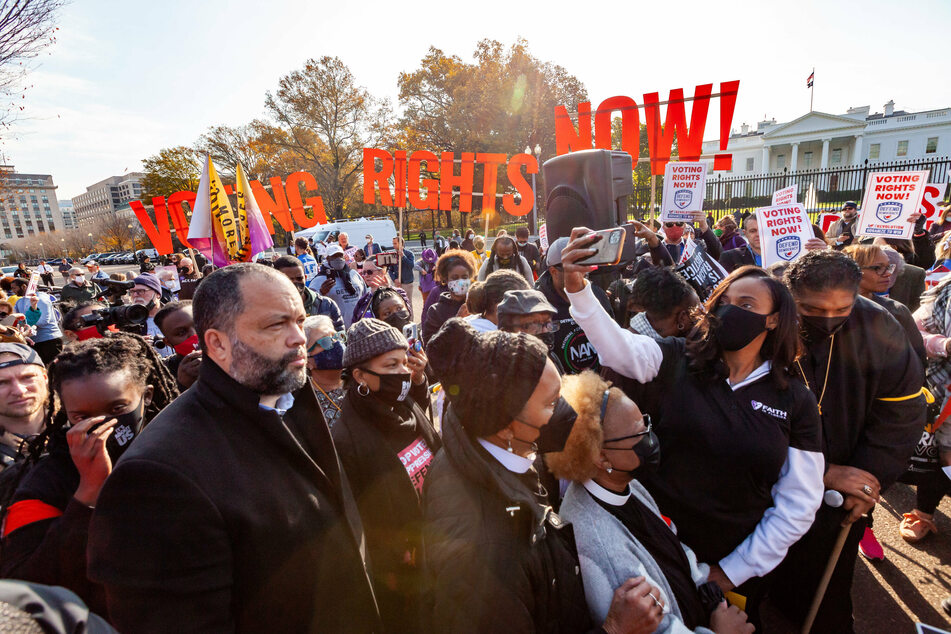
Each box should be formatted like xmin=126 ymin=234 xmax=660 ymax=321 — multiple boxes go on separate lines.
xmin=542 ymin=149 xmax=633 ymax=243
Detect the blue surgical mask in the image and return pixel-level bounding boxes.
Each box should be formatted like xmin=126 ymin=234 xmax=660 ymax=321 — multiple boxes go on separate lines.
xmin=311 ymin=341 xmax=345 ymax=370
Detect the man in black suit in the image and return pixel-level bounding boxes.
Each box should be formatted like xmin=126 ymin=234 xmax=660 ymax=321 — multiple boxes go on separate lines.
xmin=719 ymin=215 xmax=762 ymax=272
xmin=88 ymin=264 xmax=380 ymax=633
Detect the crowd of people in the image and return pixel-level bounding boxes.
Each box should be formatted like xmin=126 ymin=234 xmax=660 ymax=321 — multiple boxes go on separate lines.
xmin=0 ymin=206 xmax=942 ymax=633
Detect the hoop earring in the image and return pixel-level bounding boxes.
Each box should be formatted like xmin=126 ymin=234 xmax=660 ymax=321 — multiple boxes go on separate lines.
xmin=357 ymin=383 xmax=370 ymax=397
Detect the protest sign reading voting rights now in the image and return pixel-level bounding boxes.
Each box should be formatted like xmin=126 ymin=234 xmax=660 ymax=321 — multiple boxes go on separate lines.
xmin=856 ymin=170 xmax=929 ymax=239
xmin=661 ymin=162 xmax=707 ymax=222
xmin=756 ymin=203 xmax=813 ymax=268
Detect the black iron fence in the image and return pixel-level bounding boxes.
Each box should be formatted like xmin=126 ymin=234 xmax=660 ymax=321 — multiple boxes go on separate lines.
xmin=624 ymin=156 xmax=951 ymax=223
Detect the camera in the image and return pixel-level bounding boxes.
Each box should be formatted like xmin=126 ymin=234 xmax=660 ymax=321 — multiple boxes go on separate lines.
xmin=80 ymin=303 xmax=150 ymax=335
xmin=95 ymin=279 xmax=136 ymax=306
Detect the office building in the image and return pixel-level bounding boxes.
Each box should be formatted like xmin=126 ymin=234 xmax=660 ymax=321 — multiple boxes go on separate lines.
xmin=0 ymin=166 xmax=64 ymax=240
xmin=72 ymin=172 xmax=144 ymax=226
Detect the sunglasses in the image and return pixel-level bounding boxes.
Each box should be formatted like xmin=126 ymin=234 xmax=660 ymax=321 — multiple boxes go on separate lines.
xmin=307 ymin=331 xmax=346 ymax=353
xmin=664 ymin=222 xmax=685 ymax=228
xmin=862 ymin=263 xmax=896 ymax=276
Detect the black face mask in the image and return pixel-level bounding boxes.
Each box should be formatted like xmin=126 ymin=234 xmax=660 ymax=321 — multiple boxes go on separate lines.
xmin=537 ymin=331 xmax=555 ymax=350
xmin=516 ymin=396 xmax=577 ymax=453
xmin=714 ymin=304 xmax=769 ymax=351
xmin=382 ymin=309 xmax=411 ymax=331
xmin=105 ymin=397 xmax=146 ymax=462
xmin=360 ymin=368 xmax=412 ymax=406
xmin=800 ymin=314 xmax=849 ymax=342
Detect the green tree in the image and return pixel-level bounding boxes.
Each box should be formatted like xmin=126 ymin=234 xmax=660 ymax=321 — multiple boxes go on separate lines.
xmin=140 ymin=146 xmax=202 ymax=201
xmin=263 ymin=56 xmax=392 ymax=220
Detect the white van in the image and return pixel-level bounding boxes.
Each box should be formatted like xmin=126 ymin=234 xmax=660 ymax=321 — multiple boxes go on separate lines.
xmin=294 ymin=217 xmax=398 ymax=248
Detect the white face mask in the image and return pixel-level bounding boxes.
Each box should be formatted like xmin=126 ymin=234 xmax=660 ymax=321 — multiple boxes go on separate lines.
xmin=329 ymin=258 xmax=347 ymax=271
xmin=73 ymin=275 xmax=86 ymax=285
xmin=448 ymin=278 xmax=471 ymax=296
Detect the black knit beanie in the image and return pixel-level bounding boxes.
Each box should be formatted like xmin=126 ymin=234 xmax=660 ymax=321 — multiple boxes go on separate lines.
xmin=428 ymin=318 xmax=548 ymax=438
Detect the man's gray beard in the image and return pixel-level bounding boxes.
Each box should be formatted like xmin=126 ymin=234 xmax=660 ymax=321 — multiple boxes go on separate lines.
xmin=230 ymin=339 xmax=307 ymax=395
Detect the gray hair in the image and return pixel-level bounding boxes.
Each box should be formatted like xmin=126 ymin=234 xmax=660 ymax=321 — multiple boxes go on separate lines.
xmin=68 ymin=267 xmax=83 ymax=275
xmin=303 ymin=314 xmax=334 ymax=338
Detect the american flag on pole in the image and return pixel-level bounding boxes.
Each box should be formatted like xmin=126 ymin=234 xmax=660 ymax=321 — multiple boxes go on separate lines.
xmin=807 ymin=71 xmax=814 ymax=88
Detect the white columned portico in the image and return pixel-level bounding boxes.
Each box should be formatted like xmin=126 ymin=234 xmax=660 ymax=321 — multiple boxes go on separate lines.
xmin=790 ymin=143 xmax=800 ymax=172
xmin=820 ymin=138 xmax=831 ymax=169
xmin=853 ymin=135 xmax=864 ymax=165
xmin=761 ymin=146 xmax=770 ymax=173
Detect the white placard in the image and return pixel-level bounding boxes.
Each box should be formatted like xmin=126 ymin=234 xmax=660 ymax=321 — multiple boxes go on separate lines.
xmin=756 ymin=204 xmax=814 ymax=268
xmin=539 ymin=223 xmax=549 ymax=250
xmin=771 ymin=185 xmax=797 ymax=206
xmin=661 ymin=162 xmax=707 ymax=222
xmin=25 ymin=272 xmax=40 ymax=297
xmin=856 ymin=170 xmax=930 ymax=239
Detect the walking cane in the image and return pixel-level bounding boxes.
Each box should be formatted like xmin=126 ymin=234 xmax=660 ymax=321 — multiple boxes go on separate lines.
xmin=801 ymin=490 xmax=850 ymax=634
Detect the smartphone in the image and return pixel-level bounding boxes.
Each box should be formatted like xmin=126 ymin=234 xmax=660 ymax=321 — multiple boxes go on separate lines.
xmin=577 ymin=227 xmax=626 ymax=266
xmin=403 ymin=322 xmax=419 ymax=343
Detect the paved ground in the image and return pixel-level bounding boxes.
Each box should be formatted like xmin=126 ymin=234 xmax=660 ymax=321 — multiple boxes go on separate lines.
xmin=761 ymin=482 xmax=951 ymax=633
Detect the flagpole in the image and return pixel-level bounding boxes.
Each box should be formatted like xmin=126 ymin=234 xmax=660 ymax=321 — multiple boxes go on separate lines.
xmin=810 ymin=67 xmax=814 ymax=113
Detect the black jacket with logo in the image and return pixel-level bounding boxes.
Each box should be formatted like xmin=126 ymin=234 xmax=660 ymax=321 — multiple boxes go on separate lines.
xmin=87 ymin=359 xmax=380 ymax=633
xmin=604 ymin=338 xmax=822 ymax=564
xmin=536 ymin=271 xmax=614 ymax=374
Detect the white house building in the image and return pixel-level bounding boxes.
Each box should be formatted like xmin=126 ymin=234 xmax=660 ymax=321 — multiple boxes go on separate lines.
xmin=702 ymin=100 xmax=951 ymax=174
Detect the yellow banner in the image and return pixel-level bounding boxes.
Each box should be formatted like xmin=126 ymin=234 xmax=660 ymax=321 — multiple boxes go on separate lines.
xmin=234 ymin=163 xmax=253 ymax=262
xmin=207 ymin=159 xmax=242 ymax=262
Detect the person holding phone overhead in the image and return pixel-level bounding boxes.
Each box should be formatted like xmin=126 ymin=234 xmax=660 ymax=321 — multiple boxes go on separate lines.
xmin=534 ymin=237 xmax=614 ymax=375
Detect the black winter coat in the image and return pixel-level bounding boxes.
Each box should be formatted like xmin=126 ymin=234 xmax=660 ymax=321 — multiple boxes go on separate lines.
xmin=332 ymin=384 xmax=441 ymax=633
xmin=718 ymin=246 xmax=757 ymax=273
xmin=422 ymin=292 xmax=464 ymax=345
xmin=87 ymin=359 xmax=380 ymax=634
xmin=421 ymin=408 xmax=592 ymax=633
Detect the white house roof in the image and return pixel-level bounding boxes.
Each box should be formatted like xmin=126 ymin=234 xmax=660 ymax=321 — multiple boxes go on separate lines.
xmin=762 ymin=111 xmax=866 ymax=140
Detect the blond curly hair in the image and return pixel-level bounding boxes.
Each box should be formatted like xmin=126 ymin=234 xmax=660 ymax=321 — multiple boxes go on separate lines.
xmin=545 ymin=371 xmax=624 ymax=483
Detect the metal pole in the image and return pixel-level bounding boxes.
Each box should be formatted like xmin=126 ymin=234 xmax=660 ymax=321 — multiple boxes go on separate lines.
xmin=649 ymin=175 xmax=657 ymax=224
xmin=530 ymin=171 xmax=537 ymax=236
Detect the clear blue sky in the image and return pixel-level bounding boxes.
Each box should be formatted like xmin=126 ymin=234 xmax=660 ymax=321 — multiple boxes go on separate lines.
xmin=6 ymin=0 xmax=951 ymax=199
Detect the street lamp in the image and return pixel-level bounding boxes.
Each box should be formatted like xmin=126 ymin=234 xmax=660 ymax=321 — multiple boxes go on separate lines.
xmin=524 ymin=144 xmax=543 ymax=235
xmin=38 ymin=242 xmax=45 ymax=259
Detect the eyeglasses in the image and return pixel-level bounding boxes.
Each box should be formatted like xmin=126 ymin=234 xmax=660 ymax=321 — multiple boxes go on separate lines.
xmin=307 ymin=331 xmax=346 ymax=353
xmin=602 ymin=415 xmax=653 ymax=449
xmin=664 ymin=222 xmax=685 ymax=228
xmin=516 ymin=320 xmax=559 ymax=335
xmin=862 ymin=263 xmax=896 ymax=276
xmin=129 ymin=288 xmax=154 ymax=297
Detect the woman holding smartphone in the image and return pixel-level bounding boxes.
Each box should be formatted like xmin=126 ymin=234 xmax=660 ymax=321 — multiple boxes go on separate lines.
xmin=560 ymin=227 xmax=824 ymax=621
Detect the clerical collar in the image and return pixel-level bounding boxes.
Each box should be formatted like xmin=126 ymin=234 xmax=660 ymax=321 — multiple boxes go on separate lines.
xmin=583 ymin=479 xmax=631 ymax=506
xmin=478 ymin=438 xmax=535 ymax=473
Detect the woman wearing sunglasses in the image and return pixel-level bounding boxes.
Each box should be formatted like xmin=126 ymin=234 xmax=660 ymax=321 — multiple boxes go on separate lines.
xmin=548 ymin=371 xmax=753 ymax=634
xmin=331 ymin=317 xmax=438 ymax=633
xmin=561 ymin=227 xmax=823 ymax=624
xmin=303 ymin=315 xmax=348 ymax=426
xmin=843 ymin=244 xmax=924 ymax=363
